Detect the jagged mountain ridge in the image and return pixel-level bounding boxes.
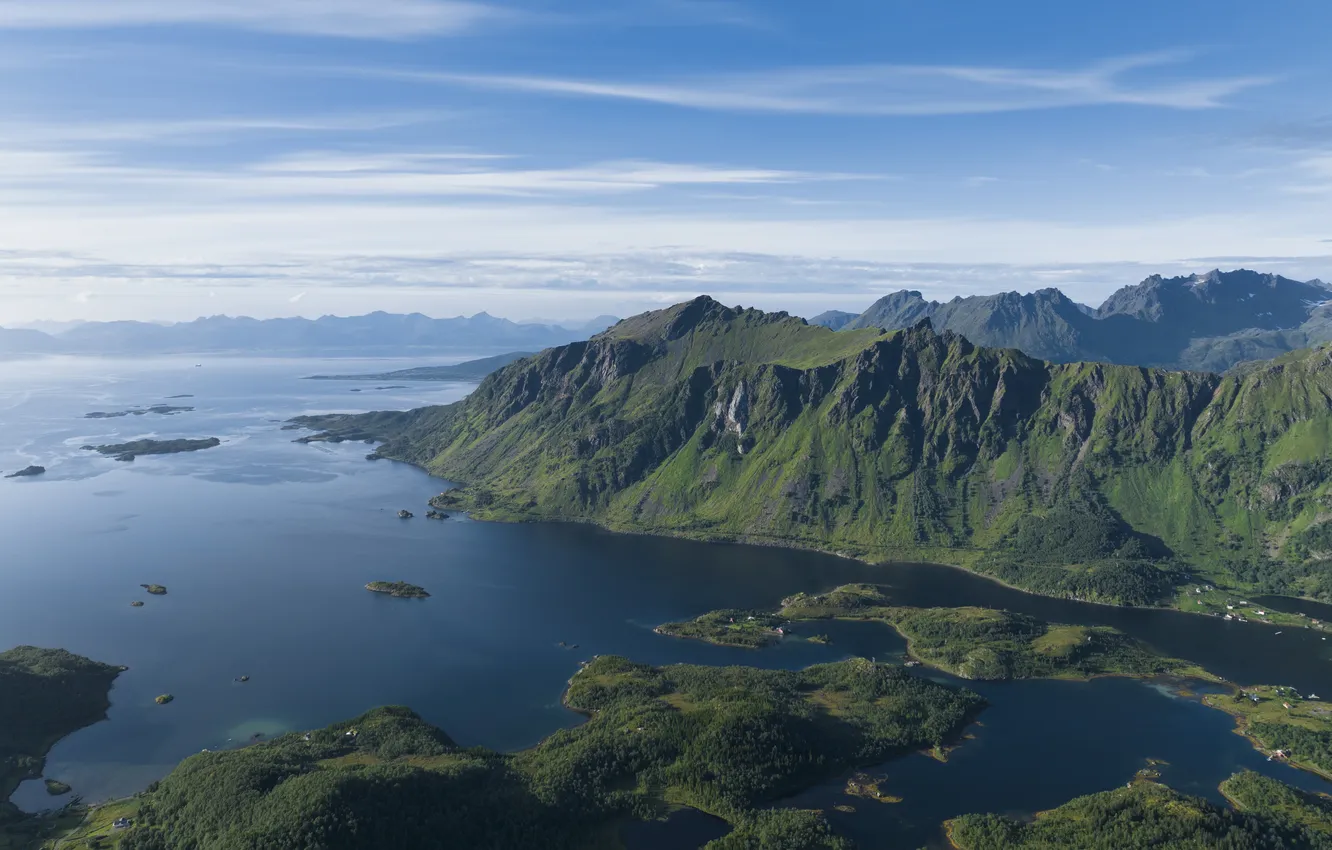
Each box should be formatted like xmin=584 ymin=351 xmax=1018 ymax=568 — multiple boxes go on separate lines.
xmin=843 ymin=269 xmax=1332 ymax=371
xmin=295 ymin=296 xmax=1332 ymax=604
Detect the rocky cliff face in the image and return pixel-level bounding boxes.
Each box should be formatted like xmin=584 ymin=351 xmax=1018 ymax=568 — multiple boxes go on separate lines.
xmin=843 ymin=269 xmax=1332 ymax=371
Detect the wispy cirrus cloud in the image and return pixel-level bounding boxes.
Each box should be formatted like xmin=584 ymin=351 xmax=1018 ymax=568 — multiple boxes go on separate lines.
xmin=0 ymin=146 xmax=876 ymax=201
xmin=344 ymin=51 xmax=1274 ymax=115
xmin=0 ymin=112 xmax=451 ymax=145
xmin=0 ymin=0 xmax=502 ymax=39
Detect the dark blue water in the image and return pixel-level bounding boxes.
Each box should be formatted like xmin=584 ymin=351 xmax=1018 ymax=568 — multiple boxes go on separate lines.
xmin=0 ymin=356 xmax=1328 ymax=846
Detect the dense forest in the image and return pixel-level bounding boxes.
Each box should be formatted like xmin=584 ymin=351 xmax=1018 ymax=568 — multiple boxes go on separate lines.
xmin=292 ymin=297 xmax=1332 ymax=608
xmin=0 ymin=647 xmax=123 ymax=814
xmin=116 ymin=657 xmax=982 ymax=849
xmin=948 ymin=772 xmax=1332 ymax=849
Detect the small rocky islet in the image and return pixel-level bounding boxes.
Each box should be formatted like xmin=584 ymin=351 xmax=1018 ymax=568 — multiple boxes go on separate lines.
xmin=44 ymin=778 xmax=72 ymax=796
xmin=4 ymin=465 xmax=45 ymax=478
xmin=365 ymin=581 xmax=430 ymax=599
xmin=140 ymin=584 xmax=167 ymax=595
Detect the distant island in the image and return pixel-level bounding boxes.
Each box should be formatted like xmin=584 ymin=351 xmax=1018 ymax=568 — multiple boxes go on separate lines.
xmin=4 ymin=466 xmax=45 ymax=478
xmin=83 ymin=437 xmax=221 ymax=462
xmin=43 ymin=779 xmax=70 ymax=796
xmin=365 ymin=581 xmax=429 ymax=598
xmin=154 ymin=694 xmax=174 ymax=705
xmin=305 ymin=351 xmax=532 ymax=382
xmin=140 ymin=584 xmax=167 ymax=595
xmin=84 ymin=405 xmax=193 ymax=419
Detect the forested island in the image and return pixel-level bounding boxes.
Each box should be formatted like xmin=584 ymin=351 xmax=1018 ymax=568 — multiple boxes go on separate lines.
xmin=83 ymin=438 xmax=221 ymax=462
xmin=98 ymin=655 xmax=980 ymax=850
xmin=0 ymin=646 xmax=123 ymax=844
xmin=365 ymin=581 xmax=430 ymax=598
xmin=655 ymin=609 xmax=786 ymax=648
xmin=664 ymin=584 xmax=1208 ymax=682
xmin=21 ymin=650 xmax=1332 ymax=850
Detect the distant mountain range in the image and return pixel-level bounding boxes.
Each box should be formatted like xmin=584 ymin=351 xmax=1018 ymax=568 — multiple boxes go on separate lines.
xmin=835 ymin=269 xmax=1332 ymax=371
xmin=0 ymin=312 xmax=619 ymax=357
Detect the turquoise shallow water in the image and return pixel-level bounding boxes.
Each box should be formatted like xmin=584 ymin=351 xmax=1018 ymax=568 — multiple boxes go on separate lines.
xmin=0 ymin=355 xmax=1328 ymax=848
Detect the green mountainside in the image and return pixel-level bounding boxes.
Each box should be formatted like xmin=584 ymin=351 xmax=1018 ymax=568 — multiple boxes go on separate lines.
xmin=293 ymin=296 xmax=1332 ymax=607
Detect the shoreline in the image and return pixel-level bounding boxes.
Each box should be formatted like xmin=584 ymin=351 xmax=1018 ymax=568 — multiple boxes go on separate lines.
xmin=419 ymin=470 xmax=1308 ymax=627
xmin=1204 ymin=691 xmax=1332 ymax=783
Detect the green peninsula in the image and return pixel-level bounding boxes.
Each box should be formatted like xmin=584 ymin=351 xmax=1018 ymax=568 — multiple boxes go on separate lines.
xmin=110 ymin=656 xmax=980 ymax=849
xmin=662 ymin=585 xmax=1205 ymax=682
xmin=0 ymin=646 xmax=123 ymax=826
xmin=83 ymin=438 xmax=220 ymax=462
xmin=304 ymin=351 xmax=533 ymax=383
xmin=365 ymin=581 xmax=429 ymax=598
xmin=287 ymin=297 xmax=1332 ymax=614
xmin=1204 ymin=685 xmax=1332 ymax=778
xmin=947 ymin=772 xmax=1332 ymax=849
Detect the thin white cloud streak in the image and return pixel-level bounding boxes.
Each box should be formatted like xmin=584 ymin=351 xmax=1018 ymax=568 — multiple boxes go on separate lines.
xmin=0 ymin=148 xmax=877 ymax=200
xmin=0 ymin=113 xmax=452 ymax=145
xmin=344 ymin=51 xmax=1274 ymax=115
xmin=0 ymin=0 xmax=501 ymax=38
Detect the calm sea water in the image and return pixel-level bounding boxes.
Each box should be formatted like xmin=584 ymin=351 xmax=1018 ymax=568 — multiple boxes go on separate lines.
xmin=1 ymin=356 xmax=1328 ymax=848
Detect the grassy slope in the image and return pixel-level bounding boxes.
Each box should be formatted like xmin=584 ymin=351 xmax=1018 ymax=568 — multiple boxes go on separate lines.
xmin=293 ymin=296 xmax=1332 ymax=609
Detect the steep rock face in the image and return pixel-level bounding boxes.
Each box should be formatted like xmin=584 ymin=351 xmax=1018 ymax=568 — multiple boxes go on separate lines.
xmin=296 ymin=296 xmax=1332 ymax=600
xmin=1097 ymin=269 xmax=1330 ymax=335
xmin=845 ymin=269 xmax=1332 ymax=372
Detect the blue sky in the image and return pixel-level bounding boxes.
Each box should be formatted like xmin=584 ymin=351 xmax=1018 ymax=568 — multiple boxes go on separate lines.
xmin=0 ymin=0 xmax=1330 ymax=322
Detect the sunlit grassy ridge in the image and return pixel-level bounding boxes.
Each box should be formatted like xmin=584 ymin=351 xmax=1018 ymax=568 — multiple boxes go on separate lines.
xmin=294 ymin=296 xmax=1332 ymax=606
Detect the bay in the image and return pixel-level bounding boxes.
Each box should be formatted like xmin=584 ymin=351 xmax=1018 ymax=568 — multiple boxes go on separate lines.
xmin=0 ymin=356 xmax=1327 ymax=848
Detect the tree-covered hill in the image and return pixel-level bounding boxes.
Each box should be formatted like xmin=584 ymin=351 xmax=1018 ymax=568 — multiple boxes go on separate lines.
xmin=0 ymin=647 xmax=123 ymax=842
xmin=293 ymin=296 xmax=1332 ymax=606
xmin=117 ymin=658 xmax=980 ymax=850
xmin=947 ymin=772 xmax=1332 ymax=849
